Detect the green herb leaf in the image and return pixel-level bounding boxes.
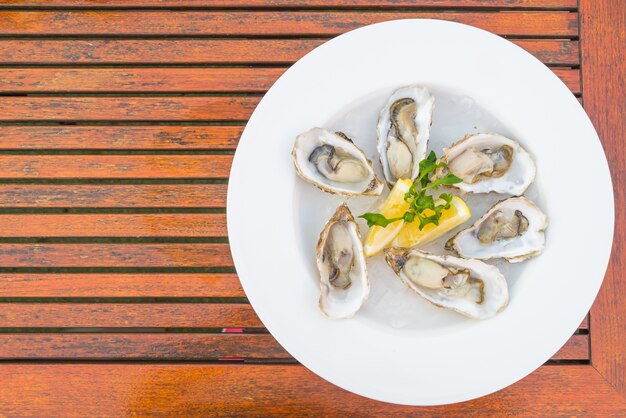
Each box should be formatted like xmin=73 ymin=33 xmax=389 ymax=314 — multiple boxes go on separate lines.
xmin=359 ymin=213 xmax=403 ymax=228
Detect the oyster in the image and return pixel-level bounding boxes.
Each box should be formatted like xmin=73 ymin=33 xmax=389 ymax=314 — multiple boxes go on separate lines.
xmin=377 ymin=86 xmax=434 ymax=185
xmin=292 ymin=128 xmax=383 ymax=196
xmin=438 ymin=133 xmax=535 ymax=195
xmin=447 ymin=196 xmax=548 ymax=262
xmin=316 ymin=204 xmax=369 ymax=318
xmin=385 ymin=248 xmax=508 ymax=319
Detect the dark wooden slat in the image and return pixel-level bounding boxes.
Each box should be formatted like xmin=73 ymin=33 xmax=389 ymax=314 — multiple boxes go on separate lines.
xmin=0 ymin=244 xmax=233 ymax=267
xmin=0 ymin=155 xmax=233 ymax=178
xmin=581 ymin=0 xmax=626 ymax=398
xmin=0 ymin=11 xmax=579 ymax=37
xmin=0 ymin=303 xmax=261 ymax=327
xmin=0 ymin=1 xmax=579 ymax=8
xmin=0 ymin=273 xmax=244 ymax=297
xmin=0 ymin=67 xmax=581 ymax=95
xmin=0 ymin=97 xmax=258 ymax=121
xmin=0 ymin=365 xmax=624 ymax=416
xmin=0 ymin=39 xmax=580 ymax=66
xmin=0 ymin=184 xmax=228 ymax=207
xmin=0 ymin=214 xmax=228 ymax=237
xmin=0 ymin=126 xmax=242 ymax=150
xmin=0 ymin=333 xmax=586 ymax=361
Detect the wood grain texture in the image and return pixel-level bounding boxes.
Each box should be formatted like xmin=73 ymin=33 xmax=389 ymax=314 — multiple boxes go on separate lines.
xmin=0 ymin=273 xmax=244 ymax=297
xmin=0 ymin=126 xmax=242 ymax=150
xmin=0 ymin=39 xmax=580 ymax=65
xmin=0 ymin=303 xmax=261 ymax=328
xmin=0 ymin=184 xmax=228 ymax=207
xmin=0 ymin=97 xmax=258 ymax=121
xmin=0 ymin=67 xmax=582 ymax=94
xmin=0 ymin=155 xmax=233 ymax=178
xmin=0 ymin=243 xmax=233 ymax=267
xmin=0 ymin=11 xmax=578 ymax=36
xmin=0 ymin=365 xmax=624 ymax=417
xmin=0 ymin=214 xmax=228 ymax=237
xmin=0 ymin=333 xmax=585 ymax=361
xmin=581 ymin=0 xmax=626 ymax=398
xmin=0 ymin=0 xmax=579 ymax=8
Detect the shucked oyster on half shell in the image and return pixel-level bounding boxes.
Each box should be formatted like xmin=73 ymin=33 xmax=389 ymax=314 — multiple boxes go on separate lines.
xmin=385 ymin=248 xmax=508 ymax=319
xmin=447 ymin=196 xmax=548 ymax=263
xmin=438 ymin=133 xmax=536 ymax=195
xmin=292 ymin=127 xmax=383 ymax=196
xmin=377 ymin=86 xmax=434 ymax=186
xmin=316 ymin=204 xmax=370 ymax=319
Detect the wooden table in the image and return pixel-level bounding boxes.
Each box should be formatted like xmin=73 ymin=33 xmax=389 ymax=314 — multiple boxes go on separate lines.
xmin=0 ymin=1 xmax=623 ymax=415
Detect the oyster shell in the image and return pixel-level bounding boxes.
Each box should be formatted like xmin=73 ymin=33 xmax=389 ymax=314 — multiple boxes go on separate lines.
xmin=377 ymin=86 xmax=434 ymax=186
xmin=438 ymin=133 xmax=535 ymax=195
xmin=292 ymin=128 xmax=383 ymax=196
xmin=447 ymin=196 xmax=548 ymax=262
xmin=385 ymin=248 xmax=508 ymax=319
xmin=316 ymin=204 xmax=369 ymax=318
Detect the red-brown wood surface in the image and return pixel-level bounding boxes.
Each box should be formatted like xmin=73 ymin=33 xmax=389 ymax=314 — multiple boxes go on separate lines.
xmin=581 ymin=0 xmax=626 ymax=399
xmin=0 ymin=333 xmax=585 ymax=361
xmin=0 ymin=273 xmax=244 ymax=297
xmin=0 ymin=304 xmax=262 ymax=328
xmin=0 ymin=243 xmax=233 ymax=267
xmin=0 ymin=185 xmax=228 ymax=207
xmin=0 ymin=67 xmax=582 ymax=94
xmin=0 ymin=97 xmax=258 ymax=121
xmin=0 ymin=273 xmax=243 ymax=297
xmin=0 ymin=214 xmax=228 ymax=237
xmin=0 ymin=155 xmax=232 ymax=178
xmin=0 ymin=39 xmax=580 ymax=65
xmin=0 ymin=365 xmax=624 ymax=417
xmin=0 ymin=0 xmax=579 ymax=8
xmin=0 ymin=126 xmax=242 ymax=150
xmin=0 ymin=11 xmax=578 ymax=36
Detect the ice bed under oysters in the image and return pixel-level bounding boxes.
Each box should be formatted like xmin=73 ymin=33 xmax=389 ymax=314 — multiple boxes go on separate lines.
xmin=291 ymin=85 xmax=547 ymax=329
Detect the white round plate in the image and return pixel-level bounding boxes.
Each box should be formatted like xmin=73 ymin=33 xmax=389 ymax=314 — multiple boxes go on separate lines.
xmin=227 ymin=19 xmax=614 ymax=405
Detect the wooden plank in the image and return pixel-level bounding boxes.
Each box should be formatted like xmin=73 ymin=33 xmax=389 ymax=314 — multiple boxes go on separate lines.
xmin=0 ymin=303 xmax=261 ymax=327
xmin=0 ymin=334 xmax=289 ymax=360
xmin=0 ymin=243 xmax=233 ymax=267
xmin=0 ymin=1 xmax=579 ymax=9
xmin=0 ymin=365 xmax=624 ymax=416
xmin=0 ymin=126 xmax=242 ymax=150
xmin=551 ymin=334 xmax=589 ymax=360
xmin=0 ymin=11 xmax=578 ymax=37
xmin=0 ymin=333 xmax=586 ymax=361
xmin=0 ymin=39 xmax=580 ymax=66
xmin=0 ymin=273 xmax=244 ymax=297
xmin=0 ymin=214 xmax=228 ymax=237
xmin=0 ymin=67 xmax=582 ymax=95
xmin=0 ymin=155 xmax=233 ymax=178
xmin=581 ymin=0 xmax=626 ymax=398
xmin=0 ymin=97 xmax=258 ymax=121
xmin=0 ymin=184 xmax=228 ymax=207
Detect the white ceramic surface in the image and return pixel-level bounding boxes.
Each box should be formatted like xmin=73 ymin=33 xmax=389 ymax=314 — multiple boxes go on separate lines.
xmin=227 ymin=19 xmax=614 ymax=405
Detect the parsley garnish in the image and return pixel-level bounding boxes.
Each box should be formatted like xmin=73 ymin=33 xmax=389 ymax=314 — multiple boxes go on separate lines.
xmin=359 ymin=151 xmax=462 ymax=230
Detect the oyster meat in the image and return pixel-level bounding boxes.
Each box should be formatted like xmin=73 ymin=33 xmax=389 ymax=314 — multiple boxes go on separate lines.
xmin=447 ymin=196 xmax=548 ymax=262
xmin=316 ymin=204 xmax=369 ymax=318
xmin=438 ymin=133 xmax=536 ymax=195
xmin=377 ymin=86 xmax=434 ymax=186
xmin=292 ymin=128 xmax=383 ymax=196
xmin=385 ymin=248 xmax=508 ymax=319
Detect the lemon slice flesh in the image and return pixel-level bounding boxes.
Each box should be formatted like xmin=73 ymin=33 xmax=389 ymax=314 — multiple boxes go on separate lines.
xmin=393 ymin=196 xmax=471 ymax=248
xmin=363 ymin=178 xmax=413 ymax=256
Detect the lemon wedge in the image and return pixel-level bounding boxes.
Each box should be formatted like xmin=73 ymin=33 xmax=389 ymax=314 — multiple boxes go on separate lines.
xmin=363 ymin=178 xmax=413 ymax=256
xmin=393 ymin=196 xmax=471 ymax=248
